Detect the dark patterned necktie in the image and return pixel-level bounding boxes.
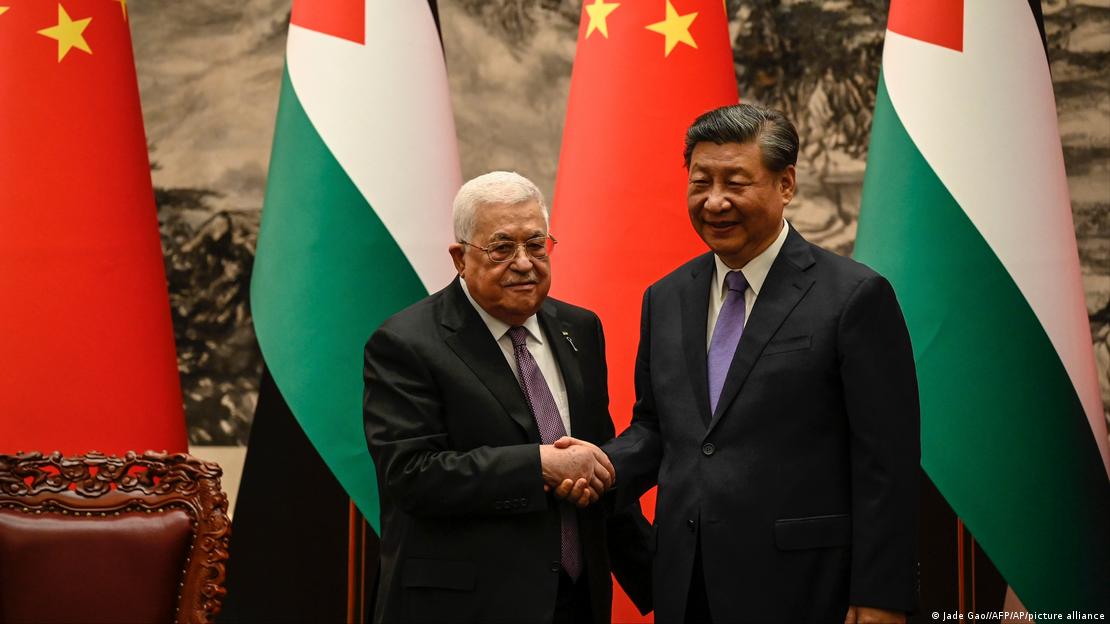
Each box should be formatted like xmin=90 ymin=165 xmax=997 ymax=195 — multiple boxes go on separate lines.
xmin=507 ymin=326 xmax=581 ymax=580
xmin=708 ymin=270 xmax=748 ymax=415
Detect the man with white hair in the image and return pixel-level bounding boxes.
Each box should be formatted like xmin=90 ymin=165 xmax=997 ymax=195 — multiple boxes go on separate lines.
xmin=363 ymin=171 xmax=652 ymax=624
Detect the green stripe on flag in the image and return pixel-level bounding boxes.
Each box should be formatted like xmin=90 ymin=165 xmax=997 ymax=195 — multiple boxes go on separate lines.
xmin=251 ymin=66 xmax=430 ymax=530
xmin=856 ymin=73 xmax=1110 ymax=612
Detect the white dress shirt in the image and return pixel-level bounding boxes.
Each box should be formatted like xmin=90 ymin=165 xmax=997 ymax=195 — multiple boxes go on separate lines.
xmin=459 ymin=277 xmax=572 ymax=435
xmin=706 ymin=219 xmax=790 ymax=349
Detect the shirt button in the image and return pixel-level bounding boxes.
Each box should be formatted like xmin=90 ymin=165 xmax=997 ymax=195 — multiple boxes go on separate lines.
xmin=687 ymin=519 xmax=696 ymax=532
xmin=550 ymin=562 xmax=560 ymax=573
xmin=702 ymin=443 xmax=716 ymax=456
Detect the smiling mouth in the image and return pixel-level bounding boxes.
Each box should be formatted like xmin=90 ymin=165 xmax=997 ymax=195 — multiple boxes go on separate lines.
xmin=706 ymin=221 xmax=739 ymax=231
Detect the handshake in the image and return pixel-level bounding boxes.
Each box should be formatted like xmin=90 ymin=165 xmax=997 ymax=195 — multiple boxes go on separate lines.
xmin=539 ymin=437 xmax=615 ymax=507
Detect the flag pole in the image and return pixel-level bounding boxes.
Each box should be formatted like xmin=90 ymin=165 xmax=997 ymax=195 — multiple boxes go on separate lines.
xmin=347 ymin=500 xmax=360 ymax=623
xmin=970 ymin=533 xmax=977 ymax=614
xmin=956 ymin=517 xmax=966 ymax=619
xmin=360 ymin=513 xmax=369 ymax=624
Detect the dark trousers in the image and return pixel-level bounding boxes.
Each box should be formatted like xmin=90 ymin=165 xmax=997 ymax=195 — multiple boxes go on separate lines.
xmin=685 ymin=539 xmax=714 ymax=624
xmin=553 ymin=570 xmax=593 ymax=624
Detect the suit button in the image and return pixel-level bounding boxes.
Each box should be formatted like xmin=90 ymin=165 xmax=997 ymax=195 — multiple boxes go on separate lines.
xmin=550 ymin=562 xmax=560 ymax=573
xmin=687 ymin=519 xmax=695 ymax=532
xmin=702 ymin=443 xmax=715 ymax=456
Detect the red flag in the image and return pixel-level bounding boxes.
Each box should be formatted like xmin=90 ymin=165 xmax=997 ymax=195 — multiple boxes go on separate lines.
xmin=0 ymin=1 xmax=186 ymax=455
xmin=551 ymin=1 xmax=737 ymax=620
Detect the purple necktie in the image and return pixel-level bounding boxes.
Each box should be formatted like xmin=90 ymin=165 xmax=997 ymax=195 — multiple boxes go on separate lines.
xmin=507 ymin=326 xmax=581 ymax=580
xmin=708 ymin=270 xmax=748 ymax=415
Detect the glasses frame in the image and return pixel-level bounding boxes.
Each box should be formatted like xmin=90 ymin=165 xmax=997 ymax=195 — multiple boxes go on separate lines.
xmin=460 ymin=234 xmax=558 ymax=264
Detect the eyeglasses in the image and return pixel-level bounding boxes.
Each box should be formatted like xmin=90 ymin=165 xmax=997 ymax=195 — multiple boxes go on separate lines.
xmin=460 ymin=235 xmax=558 ymax=263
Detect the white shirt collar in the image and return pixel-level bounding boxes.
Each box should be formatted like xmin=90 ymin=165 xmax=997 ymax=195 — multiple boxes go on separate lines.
xmin=458 ymin=276 xmax=544 ymax=344
xmin=713 ymin=219 xmax=789 ymax=296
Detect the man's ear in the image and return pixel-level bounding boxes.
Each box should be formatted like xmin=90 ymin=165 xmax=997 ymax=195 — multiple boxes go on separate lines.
xmin=449 ymin=243 xmax=466 ymax=276
xmin=779 ymin=164 xmax=797 ymax=206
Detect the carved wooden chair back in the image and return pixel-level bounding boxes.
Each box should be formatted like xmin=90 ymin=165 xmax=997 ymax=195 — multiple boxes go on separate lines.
xmin=0 ymin=451 xmax=231 ymax=623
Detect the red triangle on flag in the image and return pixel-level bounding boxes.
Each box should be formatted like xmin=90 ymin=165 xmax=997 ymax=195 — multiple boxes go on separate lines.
xmin=291 ymin=0 xmax=365 ymax=45
xmin=888 ymin=0 xmax=964 ymax=52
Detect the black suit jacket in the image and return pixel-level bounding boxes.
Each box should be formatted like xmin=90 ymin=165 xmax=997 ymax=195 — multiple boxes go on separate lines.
xmin=364 ymin=280 xmax=652 ymax=624
xmin=604 ymin=226 xmax=920 ymax=623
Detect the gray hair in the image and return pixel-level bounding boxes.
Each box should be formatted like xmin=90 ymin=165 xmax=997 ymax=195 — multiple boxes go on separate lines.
xmin=683 ymin=103 xmax=799 ymax=172
xmin=452 ymin=171 xmax=549 ymax=242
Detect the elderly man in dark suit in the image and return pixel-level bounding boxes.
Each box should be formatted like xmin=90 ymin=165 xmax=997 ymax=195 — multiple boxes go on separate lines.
xmin=561 ymin=103 xmax=920 ymax=623
xmin=363 ymin=171 xmax=651 ymax=624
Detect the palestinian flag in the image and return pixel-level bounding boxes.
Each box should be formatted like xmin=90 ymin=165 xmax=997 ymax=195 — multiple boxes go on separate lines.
xmin=0 ymin=0 xmax=186 ymax=456
xmin=855 ymin=0 xmax=1110 ymax=612
xmin=550 ymin=1 xmax=737 ymax=621
xmin=219 ymin=1 xmax=460 ymax=620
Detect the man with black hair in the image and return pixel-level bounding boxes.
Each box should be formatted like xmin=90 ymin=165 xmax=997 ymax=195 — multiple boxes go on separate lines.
xmin=563 ymin=103 xmax=920 ymax=623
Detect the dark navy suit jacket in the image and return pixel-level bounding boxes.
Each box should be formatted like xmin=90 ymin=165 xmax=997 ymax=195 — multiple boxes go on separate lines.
xmin=605 ymin=226 xmax=920 ymax=623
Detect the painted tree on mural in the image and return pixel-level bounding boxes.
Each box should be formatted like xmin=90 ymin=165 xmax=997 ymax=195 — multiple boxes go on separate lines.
xmin=733 ymin=0 xmax=886 ymax=161
xmin=156 ymin=183 xmax=261 ymax=445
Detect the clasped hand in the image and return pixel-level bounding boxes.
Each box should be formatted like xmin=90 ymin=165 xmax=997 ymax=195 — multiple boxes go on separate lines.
xmin=539 ymin=437 xmax=615 ymax=508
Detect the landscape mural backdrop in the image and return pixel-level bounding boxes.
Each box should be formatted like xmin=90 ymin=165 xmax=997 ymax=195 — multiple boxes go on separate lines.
xmin=129 ymin=0 xmax=1110 ymax=459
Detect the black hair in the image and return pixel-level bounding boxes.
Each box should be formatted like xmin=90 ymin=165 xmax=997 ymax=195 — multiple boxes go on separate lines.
xmin=683 ymin=103 xmax=799 ymax=172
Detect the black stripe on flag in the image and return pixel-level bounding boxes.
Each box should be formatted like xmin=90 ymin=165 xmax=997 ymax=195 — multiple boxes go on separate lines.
xmin=915 ymin=469 xmax=1008 ymax=620
xmin=217 ymin=367 xmax=380 ymax=623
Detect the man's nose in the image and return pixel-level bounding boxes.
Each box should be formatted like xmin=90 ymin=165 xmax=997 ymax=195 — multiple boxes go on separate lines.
xmin=509 ymin=245 xmax=534 ymax=270
xmin=705 ymin=184 xmax=731 ymax=212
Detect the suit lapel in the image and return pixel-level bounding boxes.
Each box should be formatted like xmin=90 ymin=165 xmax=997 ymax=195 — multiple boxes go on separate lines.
xmin=440 ymin=281 xmax=540 ymax=441
xmin=706 ymin=227 xmax=816 ymax=436
xmin=538 ymin=302 xmax=588 ymax=439
xmin=681 ymin=253 xmax=716 ymax=426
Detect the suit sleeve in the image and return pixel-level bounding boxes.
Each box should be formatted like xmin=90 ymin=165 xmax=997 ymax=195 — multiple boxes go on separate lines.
xmin=590 ymin=313 xmax=655 ymax=615
xmin=363 ymin=324 xmax=546 ymax=518
xmin=602 ymin=286 xmax=664 ymax=511
xmin=838 ymin=274 xmax=921 ymax=611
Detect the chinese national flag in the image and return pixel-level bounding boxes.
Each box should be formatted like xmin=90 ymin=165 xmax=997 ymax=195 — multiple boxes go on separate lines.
xmin=0 ymin=1 xmax=186 ymax=455
xmin=550 ymin=1 xmax=737 ymax=620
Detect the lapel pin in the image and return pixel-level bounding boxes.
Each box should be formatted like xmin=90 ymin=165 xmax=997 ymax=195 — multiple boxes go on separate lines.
xmin=561 ymin=330 xmax=579 ymax=353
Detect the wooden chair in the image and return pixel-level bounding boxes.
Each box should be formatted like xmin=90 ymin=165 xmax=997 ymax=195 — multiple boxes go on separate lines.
xmin=0 ymin=451 xmax=231 ymax=623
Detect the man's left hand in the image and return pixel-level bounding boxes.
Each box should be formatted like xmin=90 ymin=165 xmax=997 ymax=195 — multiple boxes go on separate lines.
xmin=549 ymin=478 xmax=597 ymax=507
xmin=844 ymin=606 xmax=906 ymax=624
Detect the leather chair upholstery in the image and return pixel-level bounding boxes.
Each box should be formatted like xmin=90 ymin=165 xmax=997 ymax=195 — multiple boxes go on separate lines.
xmin=0 ymin=451 xmax=231 ymax=623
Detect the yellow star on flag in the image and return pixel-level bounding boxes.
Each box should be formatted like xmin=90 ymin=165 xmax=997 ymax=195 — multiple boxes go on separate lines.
xmin=38 ymin=4 xmax=92 ymax=62
xmin=0 ymin=7 xmax=8 ymax=16
xmin=585 ymin=0 xmax=620 ymax=39
xmin=645 ymin=0 xmax=698 ymax=57
xmin=116 ymin=0 xmax=128 ymax=21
